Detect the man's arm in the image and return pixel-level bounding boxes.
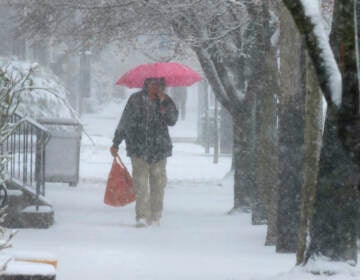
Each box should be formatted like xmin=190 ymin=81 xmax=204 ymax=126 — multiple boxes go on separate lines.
xmin=112 ymin=97 xmax=132 ymax=149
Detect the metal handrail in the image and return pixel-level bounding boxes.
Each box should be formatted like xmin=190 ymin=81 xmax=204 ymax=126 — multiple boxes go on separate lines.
xmin=22 ymin=117 xmax=50 ymax=132
xmin=0 ymin=112 xmax=51 ymax=204
xmin=0 ymin=183 xmax=7 ymax=208
xmin=37 ymin=117 xmax=82 ymax=127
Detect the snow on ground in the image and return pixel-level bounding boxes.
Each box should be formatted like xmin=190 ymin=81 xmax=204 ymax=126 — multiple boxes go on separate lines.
xmin=5 ymin=95 xmax=360 ymax=279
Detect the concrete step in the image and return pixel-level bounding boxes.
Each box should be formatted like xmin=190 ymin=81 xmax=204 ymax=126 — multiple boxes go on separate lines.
xmin=6 ymin=190 xmax=26 ymax=212
xmin=5 ymin=205 xmax=54 ymax=229
xmin=1 ymin=259 xmax=56 ymax=280
xmin=6 ymin=179 xmax=52 ymax=207
xmin=4 ymin=180 xmax=54 ymax=229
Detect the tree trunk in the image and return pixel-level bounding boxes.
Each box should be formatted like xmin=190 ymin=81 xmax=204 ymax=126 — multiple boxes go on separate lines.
xmin=250 ymin=2 xmax=280 ymax=241
xmin=276 ymin=4 xmax=305 ymax=253
xmin=193 ymin=47 xmax=256 ymax=213
xmin=331 ymin=0 xmax=360 ymax=168
xmin=204 ymin=82 xmax=210 ymax=154
xmin=305 ymin=114 xmax=357 ymax=263
xmin=304 ymin=0 xmax=360 ymax=265
xmin=197 ymin=80 xmax=208 ymax=144
xmin=249 ymin=3 xmax=268 ymax=226
xmin=260 ymin=56 xmax=279 ymax=246
xmin=220 ymin=105 xmax=233 ymax=154
xmin=231 ymin=103 xmax=256 ymax=212
xmin=296 ymin=53 xmax=323 ymax=264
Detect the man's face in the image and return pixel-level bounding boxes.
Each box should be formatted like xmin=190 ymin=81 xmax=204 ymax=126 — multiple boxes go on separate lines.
xmin=148 ymin=81 xmax=159 ymax=96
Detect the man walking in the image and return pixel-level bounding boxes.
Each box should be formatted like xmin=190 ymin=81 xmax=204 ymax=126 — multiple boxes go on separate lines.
xmin=110 ymin=78 xmax=178 ymax=227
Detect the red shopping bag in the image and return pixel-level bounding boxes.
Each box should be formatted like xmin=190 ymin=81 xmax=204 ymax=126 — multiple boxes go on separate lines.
xmin=104 ymin=156 xmax=135 ymax=207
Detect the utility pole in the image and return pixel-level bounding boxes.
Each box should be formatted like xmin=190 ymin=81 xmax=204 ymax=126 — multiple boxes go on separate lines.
xmin=213 ymin=98 xmax=219 ymax=163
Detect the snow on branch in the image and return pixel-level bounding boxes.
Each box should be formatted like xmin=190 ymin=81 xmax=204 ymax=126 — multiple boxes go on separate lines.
xmin=301 ymin=0 xmax=342 ymax=106
xmin=283 ymin=0 xmax=342 ymax=109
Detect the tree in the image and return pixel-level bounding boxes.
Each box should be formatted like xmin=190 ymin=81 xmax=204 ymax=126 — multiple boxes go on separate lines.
xmin=250 ymin=1 xmax=279 ymax=247
xmin=296 ymin=53 xmax=323 ymax=264
xmin=276 ymin=4 xmax=306 ymax=253
xmin=282 ymin=0 xmax=360 ymax=265
xmin=169 ymin=1 xmax=259 ymax=212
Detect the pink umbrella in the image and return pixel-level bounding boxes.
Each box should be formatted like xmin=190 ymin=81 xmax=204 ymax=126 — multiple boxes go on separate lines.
xmin=116 ymin=62 xmax=202 ymax=88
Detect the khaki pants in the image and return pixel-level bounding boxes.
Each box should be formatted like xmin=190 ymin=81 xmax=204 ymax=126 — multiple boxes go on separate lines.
xmin=131 ymin=157 xmax=167 ymax=222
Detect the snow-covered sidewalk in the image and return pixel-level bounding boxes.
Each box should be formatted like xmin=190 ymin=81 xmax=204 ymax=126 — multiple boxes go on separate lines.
xmin=6 ymin=100 xmax=360 ymax=280
xmin=8 ymin=178 xmax=296 ymax=280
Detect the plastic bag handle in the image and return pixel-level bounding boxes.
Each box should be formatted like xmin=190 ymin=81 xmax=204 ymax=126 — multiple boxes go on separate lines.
xmin=115 ymin=155 xmax=125 ymax=169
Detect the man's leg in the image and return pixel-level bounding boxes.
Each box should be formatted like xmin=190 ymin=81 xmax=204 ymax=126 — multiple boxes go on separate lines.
xmin=131 ymin=157 xmax=150 ymax=224
xmin=149 ymin=159 xmax=167 ymax=223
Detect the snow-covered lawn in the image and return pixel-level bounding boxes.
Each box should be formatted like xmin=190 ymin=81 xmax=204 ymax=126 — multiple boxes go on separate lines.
xmin=5 ymin=99 xmax=360 ymax=279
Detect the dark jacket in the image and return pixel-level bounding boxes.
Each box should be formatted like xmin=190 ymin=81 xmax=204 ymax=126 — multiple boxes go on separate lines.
xmin=112 ymin=90 xmax=178 ymax=163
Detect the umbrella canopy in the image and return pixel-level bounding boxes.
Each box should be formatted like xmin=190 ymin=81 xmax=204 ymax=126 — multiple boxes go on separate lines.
xmin=116 ymin=62 xmax=202 ymax=88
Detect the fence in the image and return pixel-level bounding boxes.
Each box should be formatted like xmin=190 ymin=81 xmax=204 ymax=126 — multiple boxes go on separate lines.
xmin=1 ymin=113 xmax=51 ymax=199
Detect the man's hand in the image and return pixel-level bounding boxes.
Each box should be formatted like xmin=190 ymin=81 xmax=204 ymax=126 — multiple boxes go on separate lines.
xmin=157 ymin=91 xmax=165 ymax=102
xmin=110 ymin=146 xmax=119 ymax=157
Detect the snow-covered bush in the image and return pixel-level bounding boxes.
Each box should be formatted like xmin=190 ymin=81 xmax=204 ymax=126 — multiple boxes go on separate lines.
xmin=0 ymin=59 xmax=29 ymax=188
xmin=0 ymin=61 xmax=26 ymax=256
xmin=0 ymin=57 xmax=76 ymax=120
